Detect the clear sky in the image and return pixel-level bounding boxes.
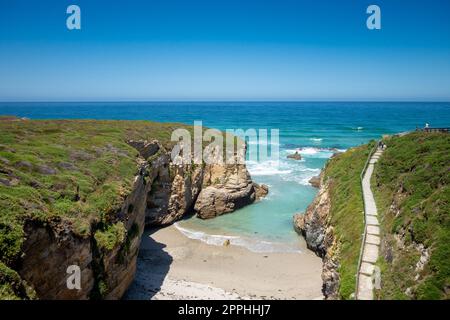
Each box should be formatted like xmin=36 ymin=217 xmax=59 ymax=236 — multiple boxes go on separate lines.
xmin=1 ymin=0 xmax=449 ymax=101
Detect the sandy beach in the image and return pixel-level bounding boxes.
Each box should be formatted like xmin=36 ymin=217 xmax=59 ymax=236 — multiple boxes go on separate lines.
xmin=124 ymin=225 xmax=323 ymax=300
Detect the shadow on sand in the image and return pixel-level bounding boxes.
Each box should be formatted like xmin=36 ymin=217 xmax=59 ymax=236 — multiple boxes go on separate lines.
xmin=123 ymin=226 xmax=173 ymax=300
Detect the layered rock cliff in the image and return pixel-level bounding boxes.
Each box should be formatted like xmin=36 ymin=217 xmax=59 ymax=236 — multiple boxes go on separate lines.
xmin=4 ymin=131 xmax=266 ymax=300
xmin=293 ymin=175 xmax=340 ymax=299
xmin=18 ymin=155 xmax=150 ymax=299
xmin=135 ymin=140 xmax=268 ymax=224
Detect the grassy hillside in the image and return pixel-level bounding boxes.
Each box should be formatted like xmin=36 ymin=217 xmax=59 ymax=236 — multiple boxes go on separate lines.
xmin=0 ymin=118 xmax=192 ymax=299
xmin=321 ymin=142 xmax=374 ymax=299
xmin=373 ymin=132 xmax=450 ymax=299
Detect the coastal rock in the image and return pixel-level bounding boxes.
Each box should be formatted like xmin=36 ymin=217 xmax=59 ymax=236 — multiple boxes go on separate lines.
xmin=18 ymin=167 xmax=149 ymax=300
xmin=309 ymin=175 xmax=321 ymax=188
xmin=287 ymin=151 xmax=302 ymax=160
xmin=194 ymin=162 xmax=263 ymax=219
xmin=330 ymin=149 xmax=343 ymax=158
xmin=142 ymin=152 xmax=204 ymax=226
xmin=254 ymin=183 xmax=269 ymax=200
xmin=194 ymin=181 xmax=256 ymax=219
xmin=13 ymin=135 xmax=263 ymax=300
xmin=322 ymin=256 xmax=340 ymax=299
xmin=193 ymin=143 xmax=267 ymax=219
xmin=19 ymin=219 xmax=95 ymax=299
xmin=293 ymin=214 xmax=305 ymax=234
xmin=294 ymin=183 xmax=330 ymax=256
xmin=127 ymin=139 xmax=160 ymax=159
xmin=137 ymin=137 xmax=265 ymax=224
xmin=293 ymin=180 xmax=340 ymax=299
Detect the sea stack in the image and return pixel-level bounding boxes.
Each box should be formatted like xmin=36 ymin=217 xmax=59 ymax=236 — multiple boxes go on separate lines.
xmin=287 ymin=151 xmax=302 ymax=160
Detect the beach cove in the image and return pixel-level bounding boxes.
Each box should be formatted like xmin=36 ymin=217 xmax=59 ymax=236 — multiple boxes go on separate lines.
xmin=124 ymin=225 xmax=323 ymax=300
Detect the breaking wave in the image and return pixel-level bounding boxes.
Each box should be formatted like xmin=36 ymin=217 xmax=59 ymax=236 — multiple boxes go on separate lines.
xmin=174 ymin=223 xmax=302 ymax=253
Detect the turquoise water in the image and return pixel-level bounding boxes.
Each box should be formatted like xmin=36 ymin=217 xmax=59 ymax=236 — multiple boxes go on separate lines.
xmin=2 ymin=102 xmax=450 ymax=252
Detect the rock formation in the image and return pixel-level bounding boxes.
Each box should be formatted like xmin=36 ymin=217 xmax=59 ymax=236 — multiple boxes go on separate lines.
xmin=194 ymin=161 xmax=267 ymax=219
xmin=308 ymin=175 xmax=321 ymax=188
xmin=254 ymin=183 xmax=269 ymax=200
xmin=126 ymin=139 xmax=160 ymax=159
xmin=293 ymin=176 xmax=340 ymax=299
xmin=142 ymin=142 xmax=268 ymax=224
xmin=14 ymin=137 xmax=267 ymax=299
xmin=18 ymin=161 xmax=149 ymax=299
xmin=287 ymin=151 xmax=302 ymax=160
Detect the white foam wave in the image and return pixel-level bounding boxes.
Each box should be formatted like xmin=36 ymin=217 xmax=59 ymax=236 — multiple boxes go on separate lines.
xmin=309 ymin=138 xmax=323 ymax=143
xmin=174 ymin=223 xmax=301 ymax=253
xmin=280 ymin=167 xmax=321 ymax=186
xmin=247 ymin=140 xmax=280 ymax=146
xmin=246 ymin=160 xmax=291 ymax=176
xmin=298 ymin=147 xmax=319 ymax=155
xmin=300 ymin=168 xmax=321 ymax=173
xmin=284 ymin=147 xmax=334 ymax=159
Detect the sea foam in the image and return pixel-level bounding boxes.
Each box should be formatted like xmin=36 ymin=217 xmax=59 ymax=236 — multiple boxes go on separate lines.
xmin=174 ymin=223 xmax=301 ymax=253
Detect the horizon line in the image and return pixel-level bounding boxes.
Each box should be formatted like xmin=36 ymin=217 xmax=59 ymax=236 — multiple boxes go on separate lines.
xmin=1 ymin=100 xmax=450 ymax=104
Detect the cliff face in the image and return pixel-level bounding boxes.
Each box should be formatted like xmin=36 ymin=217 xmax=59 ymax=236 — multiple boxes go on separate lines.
xmin=144 ymin=141 xmax=268 ymax=223
xmin=18 ymin=161 xmax=149 ymax=299
xmin=194 ymin=162 xmax=267 ymax=219
xmin=293 ymin=143 xmax=377 ymax=300
xmin=293 ymin=177 xmax=340 ymax=299
xmin=13 ymin=138 xmax=266 ymax=299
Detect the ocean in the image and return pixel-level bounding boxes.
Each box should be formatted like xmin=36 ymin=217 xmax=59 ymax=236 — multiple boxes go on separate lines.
xmin=2 ymin=102 xmax=449 ymax=252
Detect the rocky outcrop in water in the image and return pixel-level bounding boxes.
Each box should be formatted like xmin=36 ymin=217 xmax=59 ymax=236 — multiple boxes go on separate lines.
xmin=194 ymin=162 xmax=267 ymax=219
xmin=293 ymin=176 xmax=340 ymax=299
xmin=308 ymin=175 xmax=321 ymax=188
xmin=287 ymin=151 xmax=302 ymax=160
xmin=143 ymin=143 xmax=268 ymax=223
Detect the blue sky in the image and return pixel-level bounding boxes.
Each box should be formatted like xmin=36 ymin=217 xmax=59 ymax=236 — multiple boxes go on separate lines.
xmin=0 ymin=0 xmax=449 ymax=101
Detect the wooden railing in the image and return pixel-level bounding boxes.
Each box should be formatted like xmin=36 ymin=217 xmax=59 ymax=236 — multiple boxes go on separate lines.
xmin=354 ymin=141 xmax=378 ymax=299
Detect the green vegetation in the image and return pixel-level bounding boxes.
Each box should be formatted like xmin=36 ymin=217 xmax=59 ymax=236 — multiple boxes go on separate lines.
xmin=94 ymin=222 xmax=126 ymax=251
xmin=0 ymin=118 xmax=193 ymax=299
xmin=322 ymin=142 xmax=374 ymax=299
xmin=373 ymin=132 xmax=450 ymax=299
xmin=0 ymin=261 xmax=36 ymax=300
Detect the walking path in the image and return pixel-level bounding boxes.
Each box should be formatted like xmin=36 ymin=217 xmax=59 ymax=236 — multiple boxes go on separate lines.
xmin=356 ymin=147 xmax=384 ymax=300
